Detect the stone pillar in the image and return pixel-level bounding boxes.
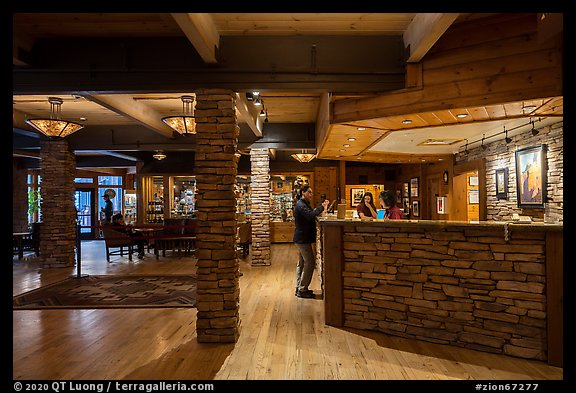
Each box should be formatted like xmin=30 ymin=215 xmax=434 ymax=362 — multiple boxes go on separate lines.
xmin=250 ymin=148 xmax=271 ymax=266
xmin=194 ymin=89 xmax=240 ymax=343
xmin=39 ymin=139 xmax=77 ymax=268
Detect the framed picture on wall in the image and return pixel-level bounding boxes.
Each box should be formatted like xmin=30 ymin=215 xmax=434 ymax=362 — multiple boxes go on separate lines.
xmin=403 ymin=182 xmax=409 ymax=197
xmin=350 ymin=188 xmax=365 ymax=208
xmin=515 ymin=144 xmax=547 ymax=208
xmin=495 ymin=168 xmax=508 ymax=198
xmin=402 ymin=198 xmax=410 ymax=214
xmin=412 ymin=201 xmax=420 ymax=217
xmin=410 ymin=177 xmax=419 ymax=198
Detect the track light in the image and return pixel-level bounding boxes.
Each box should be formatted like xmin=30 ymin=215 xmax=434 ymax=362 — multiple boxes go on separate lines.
xmin=531 ymin=120 xmax=539 ymax=136
xmin=481 ymin=134 xmax=487 ymax=150
xmin=504 ymin=126 xmax=512 ymax=143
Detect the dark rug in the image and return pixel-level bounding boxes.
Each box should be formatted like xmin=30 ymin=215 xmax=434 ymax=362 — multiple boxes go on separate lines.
xmin=13 ymin=275 xmax=197 ymax=310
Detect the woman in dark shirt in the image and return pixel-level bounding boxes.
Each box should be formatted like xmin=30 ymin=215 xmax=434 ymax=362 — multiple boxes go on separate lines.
xmin=356 ymin=192 xmax=378 ymax=219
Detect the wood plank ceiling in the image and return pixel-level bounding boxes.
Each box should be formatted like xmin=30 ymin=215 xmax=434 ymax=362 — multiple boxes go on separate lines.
xmin=12 ymin=13 xmax=563 ymax=164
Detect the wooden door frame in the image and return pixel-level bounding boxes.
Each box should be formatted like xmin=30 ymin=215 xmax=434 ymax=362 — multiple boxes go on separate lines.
xmin=453 ymin=158 xmax=487 ymax=221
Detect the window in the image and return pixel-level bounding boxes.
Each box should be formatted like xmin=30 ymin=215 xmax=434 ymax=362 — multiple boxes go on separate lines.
xmin=27 ymin=172 xmax=41 ymax=224
xmin=98 ymin=176 xmax=122 ymax=186
xmin=74 ymin=177 xmax=94 ymax=183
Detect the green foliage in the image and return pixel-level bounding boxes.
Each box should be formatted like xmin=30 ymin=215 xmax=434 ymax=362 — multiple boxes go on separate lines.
xmin=27 ymin=189 xmax=41 ymax=215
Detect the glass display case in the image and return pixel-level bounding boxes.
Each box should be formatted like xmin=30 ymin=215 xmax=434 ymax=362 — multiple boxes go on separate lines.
xmin=269 ymin=174 xmax=310 ymax=222
xmin=124 ymin=191 xmax=137 ymax=224
xmin=171 ymin=176 xmax=196 ymax=219
xmin=235 ymin=176 xmax=252 ymax=222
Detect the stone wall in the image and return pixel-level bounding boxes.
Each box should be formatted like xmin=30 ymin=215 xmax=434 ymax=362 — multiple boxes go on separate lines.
xmin=194 ymin=89 xmax=240 ymax=343
xmin=455 ymin=122 xmax=563 ymax=223
xmin=39 ymin=139 xmax=77 ymax=268
xmin=342 ymin=224 xmax=548 ymax=361
xmin=250 ymin=148 xmax=271 ymax=266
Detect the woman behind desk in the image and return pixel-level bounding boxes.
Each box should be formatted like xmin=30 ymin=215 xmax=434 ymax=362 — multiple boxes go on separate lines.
xmin=356 ymin=192 xmax=378 ymax=219
xmin=111 ymin=213 xmax=146 ymax=258
xmin=379 ymin=190 xmax=404 ymax=220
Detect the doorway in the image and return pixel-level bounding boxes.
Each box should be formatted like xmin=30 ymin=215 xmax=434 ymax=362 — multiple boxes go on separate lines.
xmin=75 ymin=188 xmax=96 ymax=239
xmin=452 ymin=171 xmax=480 ymax=221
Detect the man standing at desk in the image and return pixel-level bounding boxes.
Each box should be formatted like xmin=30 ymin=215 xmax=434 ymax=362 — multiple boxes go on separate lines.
xmin=293 ymin=185 xmax=329 ymax=298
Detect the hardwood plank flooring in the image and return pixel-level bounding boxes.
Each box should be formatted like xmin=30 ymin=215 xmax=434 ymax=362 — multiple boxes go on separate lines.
xmin=13 ymin=241 xmax=563 ymax=380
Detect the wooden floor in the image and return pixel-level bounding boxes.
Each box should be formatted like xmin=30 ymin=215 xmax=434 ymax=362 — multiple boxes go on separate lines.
xmin=13 ymin=241 xmax=563 ymax=380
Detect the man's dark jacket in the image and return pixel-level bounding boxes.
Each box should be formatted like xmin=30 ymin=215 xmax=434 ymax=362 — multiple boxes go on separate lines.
xmin=293 ymin=197 xmax=325 ymax=244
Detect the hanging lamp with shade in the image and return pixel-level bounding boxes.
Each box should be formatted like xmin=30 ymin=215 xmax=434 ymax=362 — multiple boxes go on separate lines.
xmin=162 ymin=95 xmax=196 ymax=135
xmin=25 ymin=97 xmax=84 ymax=138
xmin=291 ymin=149 xmax=316 ymax=163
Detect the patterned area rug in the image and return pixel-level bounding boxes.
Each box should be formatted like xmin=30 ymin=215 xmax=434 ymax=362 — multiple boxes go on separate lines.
xmin=13 ymin=275 xmax=197 ymax=310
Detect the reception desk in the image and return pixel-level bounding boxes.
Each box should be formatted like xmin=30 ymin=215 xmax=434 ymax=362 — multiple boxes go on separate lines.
xmin=317 ymin=217 xmax=563 ymax=366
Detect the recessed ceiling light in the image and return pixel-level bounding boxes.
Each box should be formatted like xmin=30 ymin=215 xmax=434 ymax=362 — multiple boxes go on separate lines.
xmin=339 ymin=149 xmax=346 ymax=152
xmin=343 ymin=144 xmax=350 ymax=147
xmin=357 ymin=157 xmax=362 ymax=159
xmin=79 ymin=117 xmax=87 ymax=121
xmin=357 ymin=127 xmax=365 ymax=131
xmin=522 ymin=105 xmax=537 ymax=112
xmin=402 ymin=119 xmax=412 ymax=124
xmin=456 ymin=113 xmax=468 ymax=118
xmin=348 ymin=137 xmax=356 ymax=141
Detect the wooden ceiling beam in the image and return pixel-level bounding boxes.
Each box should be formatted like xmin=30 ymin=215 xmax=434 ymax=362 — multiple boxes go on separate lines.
xmin=171 ymin=13 xmax=220 ymax=64
xmin=234 ymin=93 xmax=263 ymax=137
xmin=82 ymin=94 xmax=175 ymax=138
xmin=404 ymin=13 xmax=459 ymax=63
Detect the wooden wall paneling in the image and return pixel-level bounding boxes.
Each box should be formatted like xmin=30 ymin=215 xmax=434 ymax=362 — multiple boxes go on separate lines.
xmin=313 ymin=166 xmax=338 ymax=207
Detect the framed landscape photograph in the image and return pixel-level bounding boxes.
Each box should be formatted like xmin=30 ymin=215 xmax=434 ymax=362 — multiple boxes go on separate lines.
xmin=495 ymin=168 xmax=508 ymax=199
xmin=410 ymin=177 xmax=419 ymax=198
xmin=412 ymin=200 xmax=419 ymax=217
xmin=350 ymin=188 xmax=365 ymax=208
xmin=515 ymin=145 xmax=547 ymax=208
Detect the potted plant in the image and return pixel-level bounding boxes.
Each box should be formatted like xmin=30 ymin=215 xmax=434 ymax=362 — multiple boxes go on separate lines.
xmin=27 ymin=189 xmax=41 ymax=222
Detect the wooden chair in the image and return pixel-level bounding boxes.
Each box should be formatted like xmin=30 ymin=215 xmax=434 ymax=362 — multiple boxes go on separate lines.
xmin=101 ymin=226 xmax=134 ymax=262
xmin=154 ymin=218 xmax=197 ymax=258
xmin=237 ymin=221 xmax=251 ymax=258
xmin=21 ymin=222 xmax=41 ymax=257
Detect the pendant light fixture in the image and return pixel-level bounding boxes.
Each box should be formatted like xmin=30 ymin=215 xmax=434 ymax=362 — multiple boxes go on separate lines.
xmin=153 ymin=151 xmax=167 ymax=160
xmin=291 ymin=149 xmax=316 ymax=163
xmin=162 ymin=95 xmax=196 ymax=135
xmin=25 ymin=97 xmax=84 ymax=138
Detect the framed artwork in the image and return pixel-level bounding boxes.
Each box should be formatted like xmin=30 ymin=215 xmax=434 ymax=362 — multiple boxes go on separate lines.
xmin=396 ymin=189 xmax=402 ymax=204
xmin=412 ymin=200 xmax=420 ymax=217
xmin=350 ymin=188 xmax=365 ymax=208
xmin=495 ymin=168 xmax=508 ymax=198
xmin=410 ymin=177 xmax=419 ymax=198
xmin=402 ymin=197 xmax=410 ymax=214
xmin=469 ymin=190 xmax=479 ymax=204
xmin=515 ymin=145 xmax=547 ymax=208
xmin=403 ymin=182 xmax=409 ymax=197
xmin=469 ymin=176 xmax=479 ymax=186
xmin=436 ymin=197 xmax=447 ymax=214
